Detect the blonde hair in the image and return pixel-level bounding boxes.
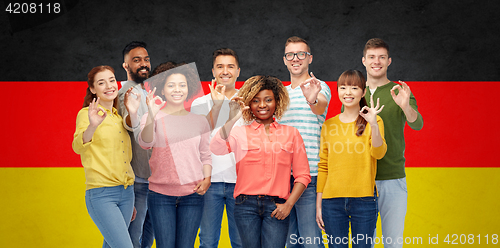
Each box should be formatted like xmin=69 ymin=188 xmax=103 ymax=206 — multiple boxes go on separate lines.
xmin=285 ymin=36 xmax=311 ymax=53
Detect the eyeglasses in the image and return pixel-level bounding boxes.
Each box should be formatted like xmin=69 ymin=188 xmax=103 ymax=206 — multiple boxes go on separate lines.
xmin=284 ymin=51 xmax=311 ymax=61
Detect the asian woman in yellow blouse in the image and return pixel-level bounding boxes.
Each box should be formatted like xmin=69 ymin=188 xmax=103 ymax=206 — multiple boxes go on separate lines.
xmin=316 ymin=70 xmax=387 ymax=248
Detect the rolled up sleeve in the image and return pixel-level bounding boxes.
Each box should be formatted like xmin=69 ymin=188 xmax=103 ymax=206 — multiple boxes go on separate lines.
xmin=72 ymin=109 xmax=92 ymax=155
xmin=210 ymin=129 xmax=231 ymax=156
xmin=371 ymin=116 xmax=387 ymax=160
xmin=291 ymin=129 xmax=311 ymax=187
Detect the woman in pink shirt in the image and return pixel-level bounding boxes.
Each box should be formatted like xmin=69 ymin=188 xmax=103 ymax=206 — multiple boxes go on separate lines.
xmin=210 ymin=75 xmax=311 ymax=248
xmin=135 ymin=63 xmax=212 ymax=248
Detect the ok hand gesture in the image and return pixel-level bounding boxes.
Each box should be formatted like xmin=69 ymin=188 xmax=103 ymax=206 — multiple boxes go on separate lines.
xmin=360 ymin=94 xmax=384 ymax=125
xmin=146 ymin=87 xmax=166 ymax=120
xmin=124 ymin=87 xmax=141 ymax=115
xmin=228 ymin=96 xmax=249 ymax=122
xmin=88 ymin=97 xmax=107 ymax=128
xmin=300 ymin=72 xmax=322 ymax=104
xmin=391 ymin=80 xmax=412 ymax=111
xmin=209 ymin=79 xmax=226 ymax=108
xmin=220 ymin=96 xmax=249 ymax=140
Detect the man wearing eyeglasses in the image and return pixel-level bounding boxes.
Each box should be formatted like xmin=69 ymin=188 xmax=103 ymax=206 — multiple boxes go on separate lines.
xmin=280 ymin=36 xmax=331 ymax=248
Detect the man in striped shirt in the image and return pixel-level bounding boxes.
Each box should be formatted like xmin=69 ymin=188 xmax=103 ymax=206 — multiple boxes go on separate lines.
xmin=280 ymin=36 xmax=331 ymax=248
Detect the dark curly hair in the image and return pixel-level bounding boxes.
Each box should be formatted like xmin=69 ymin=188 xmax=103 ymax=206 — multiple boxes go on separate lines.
xmin=146 ymin=62 xmax=201 ymax=102
xmin=238 ymin=75 xmax=289 ymax=123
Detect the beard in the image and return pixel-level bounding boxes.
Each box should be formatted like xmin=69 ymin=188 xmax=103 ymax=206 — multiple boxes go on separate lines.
xmin=129 ymin=65 xmax=150 ymax=84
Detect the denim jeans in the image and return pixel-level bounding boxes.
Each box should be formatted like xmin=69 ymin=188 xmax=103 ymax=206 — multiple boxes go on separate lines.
xmin=128 ymin=182 xmax=154 ymax=248
xmin=199 ymin=182 xmax=241 ymax=248
xmin=234 ymin=195 xmax=289 ymax=248
xmin=322 ymin=192 xmax=378 ymax=248
xmin=287 ymin=176 xmax=325 ymax=248
xmin=372 ymin=178 xmax=408 ymax=248
xmin=140 ymin=210 xmax=154 ymax=248
xmin=147 ymin=190 xmax=204 ymax=248
xmin=85 ymin=185 xmax=135 ymax=248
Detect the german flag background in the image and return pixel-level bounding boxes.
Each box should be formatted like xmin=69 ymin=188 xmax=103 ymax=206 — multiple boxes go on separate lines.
xmin=1 ymin=0 xmax=499 ymax=247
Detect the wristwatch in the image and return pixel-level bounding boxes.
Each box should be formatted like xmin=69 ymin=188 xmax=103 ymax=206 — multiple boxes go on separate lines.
xmin=306 ymin=99 xmax=318 ymax=105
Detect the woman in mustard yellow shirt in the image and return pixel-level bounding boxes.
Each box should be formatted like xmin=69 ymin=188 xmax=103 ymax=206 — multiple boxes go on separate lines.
xmin=72 ymin=65 xmax=138 ymax=248
xmin=315 ymin=70 xmax=387 ymax=248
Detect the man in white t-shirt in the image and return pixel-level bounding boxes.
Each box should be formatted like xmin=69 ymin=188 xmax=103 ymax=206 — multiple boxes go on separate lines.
xmin=191 ymin=48 xmax=242 ymax=248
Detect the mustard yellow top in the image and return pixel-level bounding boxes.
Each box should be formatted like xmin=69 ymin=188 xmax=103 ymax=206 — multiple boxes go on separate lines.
xmin=317 ymin=115 xmax=387 ymax=198
xmin=72 ymin=105 xmax=134 ymax=190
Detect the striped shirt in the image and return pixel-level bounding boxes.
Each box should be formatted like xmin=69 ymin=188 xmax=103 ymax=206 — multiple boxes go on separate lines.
xmin=279 ymin=80 xmax=331 ymax=176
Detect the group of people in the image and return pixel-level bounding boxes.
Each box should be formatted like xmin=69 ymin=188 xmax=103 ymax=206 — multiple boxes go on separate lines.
xmin=72 ymin=36 xmax=423 ymax=248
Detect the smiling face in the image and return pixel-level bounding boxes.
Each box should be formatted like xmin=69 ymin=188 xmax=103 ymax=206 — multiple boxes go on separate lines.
xmin=283 ymin=42 xmax=312 ymax=76
xmin=162 ymin=73 xmax=188 ymax=105
xmin=250 ymin=89 xmax=276 ymax=125
xmin=212 ymin=55 xmax=240 ymax=88
xmin=337 ymin=70 xmax=367 ymax=110
xmin=124 ymin=47 xmax=151 ymax=83
xmin=362 ymin=47 xmax=392 ymax=79
xmin=338 ymin=84 xmax=365 ymax=109
xmin=90 ymin=69 xmax=118 ymax=105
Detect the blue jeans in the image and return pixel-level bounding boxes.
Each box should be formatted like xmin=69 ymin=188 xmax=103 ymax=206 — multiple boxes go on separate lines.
xmin=85 ymin=185 xmax=135 ymax=248
xmin=199 ymin=182 xmax=241 ymax=248
xmin=287 ymin=176 xmax=325 ymax=248
xmin=140 ymin=209 xmax=154 ymax=248
xmin=147 ymin=190 xmax=204 ymax=248
xmin=372 ymin=178 xmax=408 ymax=248
xmin=128 ymin=182 xmax=154 ymax=248
xmin=322 ymin=192 xmax=378 ymax=248
xmin=234 ymin=195 xmax=289 ymax=248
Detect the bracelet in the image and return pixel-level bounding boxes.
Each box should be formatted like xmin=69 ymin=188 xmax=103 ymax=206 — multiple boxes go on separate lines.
xmin=306 ymin=99 xmax=318 ymax=105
